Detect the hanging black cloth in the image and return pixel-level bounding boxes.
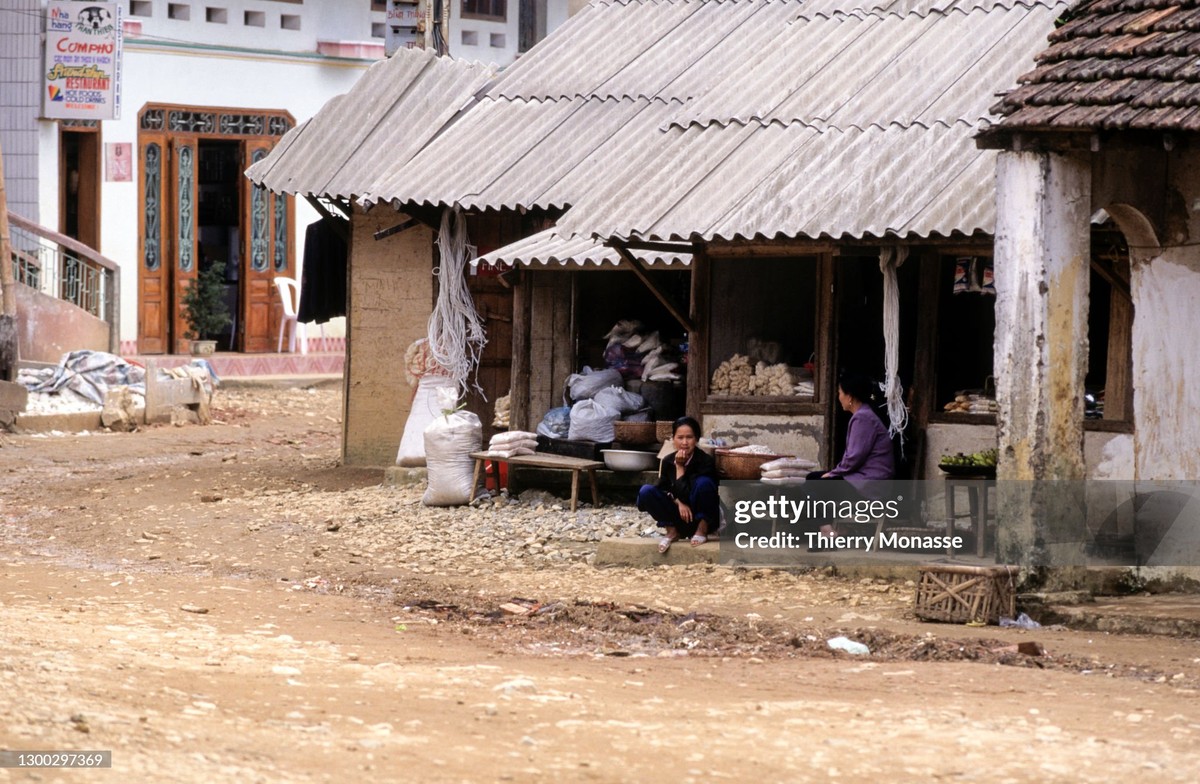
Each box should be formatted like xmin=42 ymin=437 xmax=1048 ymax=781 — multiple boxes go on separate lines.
xmin=298 ymin=218 xmax=348 ymax=324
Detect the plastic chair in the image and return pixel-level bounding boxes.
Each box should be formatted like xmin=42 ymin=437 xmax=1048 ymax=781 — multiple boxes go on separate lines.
xmin=274 ymin=276 xmax=307 ymax=355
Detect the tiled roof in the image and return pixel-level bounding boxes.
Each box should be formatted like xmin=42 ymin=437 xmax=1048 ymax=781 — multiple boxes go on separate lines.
xmin=991 ymin=0 xmax=1200 ymax=131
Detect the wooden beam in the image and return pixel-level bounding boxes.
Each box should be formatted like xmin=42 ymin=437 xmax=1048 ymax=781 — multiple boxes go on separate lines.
xmin=0 ymin=133 xmax=15 ymax=318
xmin=510 ymin=272 xmax=531 ymax=430
xmin=610 ymin=242 xmax=696 ymax=334
xmin=620 ymin=238 xmax=697 ymax=255
xmin=911 ymin=253 xmax=940 ymax=438
xmin=687 ymin=252 xmax=710 ymax=418
xmin=373 ymin=218 xmax=419 ymax=242
xmin=304 ymin=195 xmax=350 ymax=243
xmin=1090 ymin=256 xmax=1131 ymax=301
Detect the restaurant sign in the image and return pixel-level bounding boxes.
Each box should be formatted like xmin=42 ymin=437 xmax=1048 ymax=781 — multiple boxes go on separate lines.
xmin=42 ymin=2 xmax=123 ymax=121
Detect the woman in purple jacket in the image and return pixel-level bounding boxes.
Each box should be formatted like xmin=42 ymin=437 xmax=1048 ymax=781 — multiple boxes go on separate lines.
xmin=809 ymin=373 xmax=895 ymax=541
xmin=814 ymin=372 xmax=895 ymax=482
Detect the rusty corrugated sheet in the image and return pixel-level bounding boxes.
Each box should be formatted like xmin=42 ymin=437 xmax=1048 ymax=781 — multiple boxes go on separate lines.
xmin=245 ymin=48 xmax=492 ymax=199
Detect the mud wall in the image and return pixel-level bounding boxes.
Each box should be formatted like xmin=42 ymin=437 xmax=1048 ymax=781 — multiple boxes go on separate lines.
xmin=342 ymin=207 xmax=433 ymax=467
xmin=701 ymin=413 xmax=825 ymax=465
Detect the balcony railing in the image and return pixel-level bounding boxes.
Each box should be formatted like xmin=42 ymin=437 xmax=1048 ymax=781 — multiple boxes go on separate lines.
xmin=6 ymin=212 xmax=121 ymax=355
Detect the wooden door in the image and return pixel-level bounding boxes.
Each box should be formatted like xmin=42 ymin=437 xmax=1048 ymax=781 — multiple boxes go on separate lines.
xmin=137 ymin=132 xmax=169 ymax=354
xmin=240 ymin=141 xmax=285 ymax=353
xmin=170 ymin=137 xmax=200 ymax=354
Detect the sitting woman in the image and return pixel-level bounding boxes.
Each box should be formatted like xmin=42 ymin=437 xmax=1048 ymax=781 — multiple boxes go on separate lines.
xmin=809 ymin=372 xmax=895 ymax=539
xmin=637 ymin=416 xmax=719 ymax=553
xmin=809 ymin=372 xmax=895 ymax=484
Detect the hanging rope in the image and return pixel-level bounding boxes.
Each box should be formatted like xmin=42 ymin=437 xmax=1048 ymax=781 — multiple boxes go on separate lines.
xmin=428 ymin=206 xmax=487 ymax=400
xmin=879 ymin=246 xmax=909 ymax=446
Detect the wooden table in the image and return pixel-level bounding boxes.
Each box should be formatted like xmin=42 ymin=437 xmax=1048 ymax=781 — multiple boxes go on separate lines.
xmin=469 ymin=452 xmax=603 ymax=512
xmin=944 ymin=475 xmax=996 ymax=557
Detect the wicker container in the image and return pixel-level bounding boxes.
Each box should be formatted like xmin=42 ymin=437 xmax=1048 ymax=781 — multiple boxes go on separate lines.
xmin=614 ymin=420 xmax=657 ymax=445
xmin=715 ymin=448 xmax=792 ymax=480
xmin=656 ymin=420 xmax=675 ymax=442
xmin=913 ymin=564 xmax=1018 ymax=625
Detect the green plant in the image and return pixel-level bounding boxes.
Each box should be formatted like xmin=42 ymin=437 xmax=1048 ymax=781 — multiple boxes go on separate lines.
xmin=182 ymin=261 xmax=232 ymax=341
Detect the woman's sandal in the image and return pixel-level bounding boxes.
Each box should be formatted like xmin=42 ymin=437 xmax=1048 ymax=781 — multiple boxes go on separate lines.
xmin=658 ymin=536 xmax=677 ymax=554
xmin=690 ymin=534 xmax=707 ymax=546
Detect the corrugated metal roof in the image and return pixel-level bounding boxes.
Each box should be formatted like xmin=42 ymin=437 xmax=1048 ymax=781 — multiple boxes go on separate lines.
xmin=469 ymin=229 xmax=692 ymax=267
xmin=364 ymin=96 xmax=678 ymax=211
xmin=245 ymin=47 xmax=492 ymax=200
xmin=255 ymin=0 xmax=1068 ymax=247
xmin=550 ymin=0 xmax=1068 ymax=241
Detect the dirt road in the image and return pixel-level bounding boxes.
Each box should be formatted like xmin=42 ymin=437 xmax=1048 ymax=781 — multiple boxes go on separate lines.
xmin=2 ymin=386 xmax=1199 ymax=783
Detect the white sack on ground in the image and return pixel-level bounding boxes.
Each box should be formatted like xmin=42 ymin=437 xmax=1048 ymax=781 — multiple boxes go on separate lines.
xmin=422 ymin=386 xmax=482 ymax=506
xmin=397 ymin=375 xmax=457 ymax=467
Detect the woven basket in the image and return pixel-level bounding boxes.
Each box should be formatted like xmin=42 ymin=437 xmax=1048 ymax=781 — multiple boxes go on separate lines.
xmin=715 ymin=448 xmax=792 ymax=480
xmin=614 ymin=420 xmax=657 ymax=445
xmin=913 ymin=564 xmax=1018 ymax=624
xmin=656 ymin=420 xmax=675 ymax=442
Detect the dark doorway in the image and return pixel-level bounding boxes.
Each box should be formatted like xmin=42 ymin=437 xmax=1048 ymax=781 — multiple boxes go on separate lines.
xmin=197 ymin=140 xmax=242 ymax=350
xmin=59 ymin=128 xmax=101 ymax=249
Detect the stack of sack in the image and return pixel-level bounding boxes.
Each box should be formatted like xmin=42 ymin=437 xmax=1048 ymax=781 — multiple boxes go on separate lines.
xmin=760 ymin=456 xmax=819 ymax=483
xmin=482 ymin=430 xmax=539 ymax=459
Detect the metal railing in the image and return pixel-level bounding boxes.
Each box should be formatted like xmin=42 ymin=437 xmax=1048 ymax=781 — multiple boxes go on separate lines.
xmin=6 ymin=212 xmax=121 ymax=355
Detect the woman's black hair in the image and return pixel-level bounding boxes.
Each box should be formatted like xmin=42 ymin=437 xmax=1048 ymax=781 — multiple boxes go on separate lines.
xmin=672 ymin=415 xmax=702 ymax=438
xmin=837 ymin=371 xmax=877 ymax=406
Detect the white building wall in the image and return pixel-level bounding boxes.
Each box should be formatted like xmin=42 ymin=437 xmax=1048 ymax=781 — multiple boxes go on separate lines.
xmin=0 ymin=0 xmax=45 ymax=221
xmin=122 ymin=0 xmax=379 ymax=51
xmin=451 ymin=3 xmax=520 ymax=66
xmin=99 ymin=43 xmax=370 ymax=343
xmin=5 ymin=1 xmax=378 ymax=347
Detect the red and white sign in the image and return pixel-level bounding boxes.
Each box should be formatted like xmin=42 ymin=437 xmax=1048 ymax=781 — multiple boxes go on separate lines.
xmin=43 ymin=2 xmax=123 ymax=121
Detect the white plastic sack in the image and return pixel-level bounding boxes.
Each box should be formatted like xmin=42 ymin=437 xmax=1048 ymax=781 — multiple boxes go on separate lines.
xmin=566 ymin=367 xmax=624 ymax=402
xmin=760 ymin=457 xmax=819 ymax=472
xmin=592 ymin=386 xmax=645 ymax=414
xmin=568 ymin=399 xmax=620 ymax=442
xmin=422 ymin=386 xmax=483 ymax=507
xmin=397 ymin=376 xmax=458 ymax=467
xmin=489 ymin=430 xmax=539 ymax=447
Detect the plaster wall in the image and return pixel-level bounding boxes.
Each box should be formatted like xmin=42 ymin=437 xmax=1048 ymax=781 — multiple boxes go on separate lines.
xmin=1086 ymin=431 xmax=1134 ymax=480
xmin=343 ymin=206 xmax=433 ymax=467
xmin=701 ymin=414 xmax=825 ymax=465
xmin=1126 ymin=147 xmax=1200 ymax=480
xmin=13 ymin=284 xmax=110 ymax=362
xmin=922 ymin=422 xmax=998 ymax=480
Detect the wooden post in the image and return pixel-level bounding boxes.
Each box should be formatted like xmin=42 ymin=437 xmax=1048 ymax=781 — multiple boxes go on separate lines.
xmin=0 ymin=135 xmax=19 ymax=381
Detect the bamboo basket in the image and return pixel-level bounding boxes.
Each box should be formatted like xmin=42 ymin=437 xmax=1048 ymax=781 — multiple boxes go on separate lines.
xmin=715 ymin=448 xmax=792 ymax=480
xmin=614 ymin=421 xmax=657 ymax=445
xmin=656 ymin=420 xmax=675 ymax=442
xmin=913 ymin=564 xmax=1018 ymax=624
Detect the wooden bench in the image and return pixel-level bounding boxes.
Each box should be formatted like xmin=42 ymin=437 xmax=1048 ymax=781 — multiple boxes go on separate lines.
xmin=469 ymin=452 xmax=603 ymax=512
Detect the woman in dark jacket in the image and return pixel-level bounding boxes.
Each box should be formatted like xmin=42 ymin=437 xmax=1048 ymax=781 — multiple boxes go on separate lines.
xmin=636 ymin=416 xmax=719 ymax=552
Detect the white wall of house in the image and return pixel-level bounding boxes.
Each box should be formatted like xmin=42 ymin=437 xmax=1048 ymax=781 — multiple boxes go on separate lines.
xmin=451 ymin=0 xmax=575 ymax=66
xmin=100 ymin=43 xmax=370 ymax=344
xmin=5 ymin=1 xmax=379 ymax=349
